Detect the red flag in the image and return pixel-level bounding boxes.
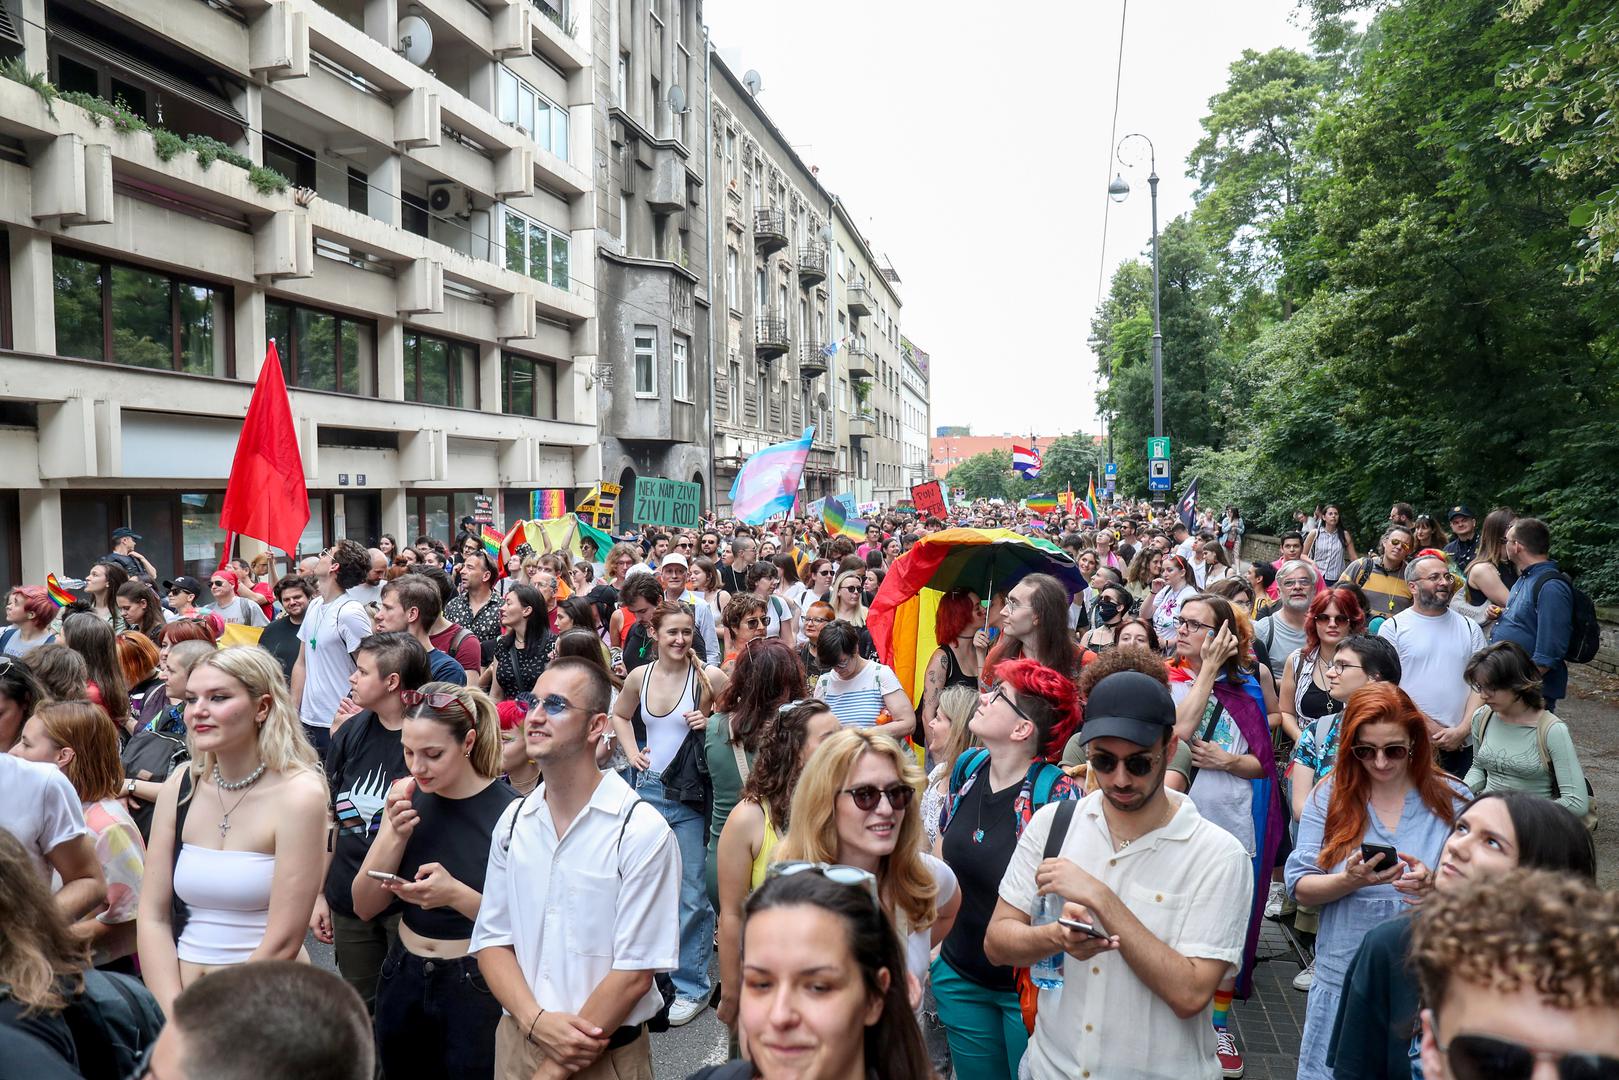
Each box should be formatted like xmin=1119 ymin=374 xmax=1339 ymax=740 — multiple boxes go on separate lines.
xmin=219 ymin=342 xmax=309 ymax=552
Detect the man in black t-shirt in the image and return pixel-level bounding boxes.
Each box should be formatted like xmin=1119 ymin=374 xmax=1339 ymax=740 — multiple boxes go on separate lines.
xmin=259 ymin=576 xmax=313 ymax=682
xmin=313 ymin=632 xmax=430 ymax=1011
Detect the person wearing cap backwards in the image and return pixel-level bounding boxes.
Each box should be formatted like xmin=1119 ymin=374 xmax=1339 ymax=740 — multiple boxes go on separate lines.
xmin=985 ymin=670 xmax=1253 ymax=1080
xmin=1442 ymin=505 xmax=1478 ymax=569
xmin=162 ymin=576 xmax=206 ymax=619
xmin=656 ymin=552 xmax=717 ymax=662
xmin=103 ymin=527 xmax=157 ymax=581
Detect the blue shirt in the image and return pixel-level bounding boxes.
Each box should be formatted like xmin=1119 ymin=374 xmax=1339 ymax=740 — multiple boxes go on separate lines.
xmin=1491 ymin=559 xmax=1570 ymax=700
xmin=428 ymin=648 xmax=468 ymax=686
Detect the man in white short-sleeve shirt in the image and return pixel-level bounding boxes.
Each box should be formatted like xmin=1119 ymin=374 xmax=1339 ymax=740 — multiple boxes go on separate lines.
xmin=1377 ymin=553 xmax=1486 ymax=774
xmin=473 ymin=657 xmax=680 ymax=1080
xmin=0 ymin=753 xmax=106 ymax=919
xmin=292 ymin=539 xmax=376 ymax=757
xmin=986 ymin=671 xmax=1252 ymax=1080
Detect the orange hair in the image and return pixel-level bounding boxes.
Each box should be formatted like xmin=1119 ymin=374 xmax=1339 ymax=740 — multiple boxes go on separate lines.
xmin=1318 ymin=682 xmax=1459 ymax=870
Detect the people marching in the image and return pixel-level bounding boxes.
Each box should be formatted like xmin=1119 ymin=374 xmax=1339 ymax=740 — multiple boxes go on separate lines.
xmin=1 ymin=493 xmax=1612 ymax=1080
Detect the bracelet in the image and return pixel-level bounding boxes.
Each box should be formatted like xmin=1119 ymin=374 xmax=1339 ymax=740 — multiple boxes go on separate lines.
xmin=525 ymin=1007 xmax=546 ymax=1046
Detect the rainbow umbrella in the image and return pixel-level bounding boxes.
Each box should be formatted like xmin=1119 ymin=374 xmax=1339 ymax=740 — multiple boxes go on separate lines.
xmin=867 ymin=528 xmax=1086 ymax=702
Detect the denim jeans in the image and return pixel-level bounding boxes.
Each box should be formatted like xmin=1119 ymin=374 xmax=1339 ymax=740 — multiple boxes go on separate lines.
xmin=627 ymin=768 xmax=713 ymax=1003
xmin=374 ymin=943 xmax=502 ymax=1079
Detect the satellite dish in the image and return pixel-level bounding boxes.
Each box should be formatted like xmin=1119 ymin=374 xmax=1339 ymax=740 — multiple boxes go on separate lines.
xmin=816 ymin=391 xmax=829 ymax=409
xmin=398 ymin=15 xmax=433 ymax=66
xmin=742 ymin=70 xmax=762 ymax=96
xmin=819 ymin=224 xmax=833 ymax=242
xmin=668 ymin=84 xmax=687 ymax=114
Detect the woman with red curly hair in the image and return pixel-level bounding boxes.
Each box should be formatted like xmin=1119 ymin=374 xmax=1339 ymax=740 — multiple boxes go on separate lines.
xmin=919 ymin=589 xmax=983 ymax=732
xmin=1286 ymin=681 xmax=1467 ymax=1080
xmin=932 ymin=657 xmax=1080 ymax=1080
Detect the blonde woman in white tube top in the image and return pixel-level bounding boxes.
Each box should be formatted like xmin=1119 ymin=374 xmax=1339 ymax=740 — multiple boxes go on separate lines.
xmin=137 ymin=646 xmax=329 ymax=1015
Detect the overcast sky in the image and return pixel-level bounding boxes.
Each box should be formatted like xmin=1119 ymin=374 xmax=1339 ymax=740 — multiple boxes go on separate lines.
xmin=704 ymin=0 xmax=1314 ymax=438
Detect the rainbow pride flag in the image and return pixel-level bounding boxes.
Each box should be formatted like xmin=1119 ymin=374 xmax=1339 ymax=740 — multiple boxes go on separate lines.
xmin=1086 ymin=476 xmax=1102 ymax=522
xmin=822 ymin=499 xmax=867 ymax=540
xmin=730 ymin=428 xmax=815 ymax=524
xmin=1024 ymin=495 xmax=1057 ymax=515
xmin=45 ymin=573 xmax=75 ymax=608
xmin=481 ymin=525 xmax=507 ymax=577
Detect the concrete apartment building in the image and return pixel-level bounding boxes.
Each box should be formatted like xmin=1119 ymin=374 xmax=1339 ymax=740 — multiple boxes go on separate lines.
xmin=899 ymin=336 xmax=930 ymax=491
xmin=590 ymin=0 xmax=712 ymax=510
xmin=707 ymin=54 xmax=840 ymax=511
xmin=831 ymin=201 xmax=904 ymax=505
xmin=0 ymin=0 xmax=598 ymax=587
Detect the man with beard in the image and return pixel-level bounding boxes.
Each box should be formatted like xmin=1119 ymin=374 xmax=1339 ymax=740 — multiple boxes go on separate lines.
xmin=1253 ymin=560 xmax=1317 ymax=680
xmin=986 ymin=671 xmax=1252 ymax=1080
xmin=1378 ymin=552 xmax=1486 ymax=775
xmin=260 ymin=575 xmax=314 ymax=681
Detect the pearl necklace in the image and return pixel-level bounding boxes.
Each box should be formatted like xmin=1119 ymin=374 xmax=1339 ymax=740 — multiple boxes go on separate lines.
xmin=213 ymin=762 xmax=268 ymax=791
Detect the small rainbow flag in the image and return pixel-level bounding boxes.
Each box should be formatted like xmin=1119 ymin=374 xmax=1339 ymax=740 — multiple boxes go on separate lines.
xmin=822 ymin=500 xmax=867 ymax=541
xmin=1086 ymin=476 xmax=1102 ymax=523
xmin=1025 ymin=495 xmax=1057 ymax=515
xmin=45 ymin=573 xmax=75 ymax=608
xmin=481 ymin=525 xmax=507 ymax=578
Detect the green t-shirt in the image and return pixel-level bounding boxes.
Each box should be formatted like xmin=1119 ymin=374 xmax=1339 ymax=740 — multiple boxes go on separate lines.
xmin=1465 ymin=709 xmax=1591 ymax=818
xmin=703 ymin=711 xmax=756 ymax=909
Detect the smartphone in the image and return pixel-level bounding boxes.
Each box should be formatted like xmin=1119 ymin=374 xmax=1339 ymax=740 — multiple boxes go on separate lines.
xmin=1360 ymin=843 xmax=1399 ymax=870
xmin=365 ymin=870 xmax=407 ymax=885
xmin=1058 ymin=917 xmax=1109 ymax=939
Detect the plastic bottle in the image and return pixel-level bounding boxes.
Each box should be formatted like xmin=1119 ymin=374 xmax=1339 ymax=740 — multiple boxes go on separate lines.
xmin=1028 ymin=892 xmax=1065 ymax=990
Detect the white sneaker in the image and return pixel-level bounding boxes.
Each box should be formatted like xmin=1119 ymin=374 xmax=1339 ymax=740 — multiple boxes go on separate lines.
xmin=1263 ymin=881 xmax=1286 ymax=920
xmin=1293 ymin=961 xmax=1314 ymax=992
xmin=668 ymin=997 xmax=706 ymax=1027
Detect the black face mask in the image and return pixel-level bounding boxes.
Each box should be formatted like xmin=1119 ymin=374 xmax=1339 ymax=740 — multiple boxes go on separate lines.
xmin=1095 ymin=599 xmax=1121 ymax=624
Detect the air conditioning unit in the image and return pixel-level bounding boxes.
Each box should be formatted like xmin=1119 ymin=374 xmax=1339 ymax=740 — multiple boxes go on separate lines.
xmin=425 ymin=180 xmax=471 ymax=218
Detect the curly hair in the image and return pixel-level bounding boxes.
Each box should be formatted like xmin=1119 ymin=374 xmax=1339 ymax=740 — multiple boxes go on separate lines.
xmin=1414 ymin=868 xmax=1619 ymax=1017
xmin=1077 ymin=645 xmax=1169 ymax=702
xmin=1125 ymin=546 xmax=1161 ymax=588
xmin=712 ymin=637 xmax=803 ymax=751
xmin=740 ymin=699 xmax=834 ymax=828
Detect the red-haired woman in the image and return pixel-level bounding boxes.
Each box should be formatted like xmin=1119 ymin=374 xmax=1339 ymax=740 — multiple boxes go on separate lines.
xmin=1277 ymin=587 xmax=1367 ymax=749
xmin=919 ymin=589 xmax=982 ymax=732
xmin=1 ymin=585 xmax=58 ymax=657
xmin=933 ymin=657 xmax=1080 ymax=1080
xmin=1285 ymin=681 xmax=1467 ymax=1080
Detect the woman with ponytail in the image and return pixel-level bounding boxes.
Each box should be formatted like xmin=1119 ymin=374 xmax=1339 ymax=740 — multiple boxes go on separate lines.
xmin=353 ymin=681 xmax=515 ymax=1080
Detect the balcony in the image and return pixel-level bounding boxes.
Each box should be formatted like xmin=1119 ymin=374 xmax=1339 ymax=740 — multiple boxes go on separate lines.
xmin=754 ymin=313 xmax=789 ymax=360
xmin=847 ymin=281 xmax=873 ymax=318
xmin=849 ymin=413 xmax=876 ymax=441
xmin=845 ymin=343 xmax=875 ymax=380
xmin=798 ymin=341 xmax=828 ymax=379
xmin=754 ymin=207 xmax=788 ymax=254
xmin=797 ymin=243 xmax=827 ymax=287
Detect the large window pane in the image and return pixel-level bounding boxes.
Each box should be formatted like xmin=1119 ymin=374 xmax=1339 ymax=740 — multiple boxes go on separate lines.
xmin=505 ymin=210 xmax=526 ymax=274
xmin=295 ymin=308 xmax=338 ymax=391
xmin=518 ymin=87 xmax=536 ymax=140
xmin=178 ymin=284 xmax=226 ymax=376
xmin=110 ymin=265 xmax=172 ymax=369
xmin=528 ymin=223 xmax=547 ymax=282
xmin=421 ymin=495 xmax=450 ymax=544
xmin=535 ymin=98 xmax=551 ymax=154
xmin=506 ymin=356 xmax=534 ymax=416
xmin=551 ymin=106 xmax=568 ymax=161
xmin=455 ymin=343 xmax=478 ymax=409
xmin=343 ymin=320 xmax=376 ymax=396
xmin=179 ymin=493 xmax=226 ymax=579
xmin=550 ymin=234 xmax=570 ymax=290
xmin=53 ymin=254 xmax=104 ymax=361
xmin=496 ymin=67 xmax=517 ymax=126
xmin=533 ymin=359 xmax=556 ymax=419
xmin=417 ymin=334 xmax=449 ymax=405
xmin=267 ymin=301 xmax=293 ymax=380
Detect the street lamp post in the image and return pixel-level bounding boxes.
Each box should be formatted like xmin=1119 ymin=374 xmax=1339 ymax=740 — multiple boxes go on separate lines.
xmin=1109 ymin=133 xmax=1164 ymax=504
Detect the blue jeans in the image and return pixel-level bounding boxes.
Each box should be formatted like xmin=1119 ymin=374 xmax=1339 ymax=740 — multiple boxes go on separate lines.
xmin=628 ymin=769 xmax=713 ymax=1003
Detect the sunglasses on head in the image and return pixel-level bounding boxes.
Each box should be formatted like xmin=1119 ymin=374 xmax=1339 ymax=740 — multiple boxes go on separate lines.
xmin=1086 ymin=749 xmax=1160 ymax=777
xmin=399 ymin=690 xmax=474 ymax=723
xmin=766 ymin=861 xmax=881 ymax=904
xmin=1439 ymin=1033 xmax=1619 ymax=1080
xmin=840 ymin=783 xmax=914 ymax=812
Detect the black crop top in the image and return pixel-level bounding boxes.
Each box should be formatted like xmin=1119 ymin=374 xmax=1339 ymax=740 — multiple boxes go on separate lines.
xmin=396 ymin=780 xmax=518 ymax=939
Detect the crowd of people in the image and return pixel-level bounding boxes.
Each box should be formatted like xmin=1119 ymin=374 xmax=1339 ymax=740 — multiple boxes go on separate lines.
xmin=0 ymin=497 xmax=1612 ymax=1080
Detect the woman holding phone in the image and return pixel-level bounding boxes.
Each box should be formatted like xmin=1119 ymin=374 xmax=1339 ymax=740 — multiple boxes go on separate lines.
xmin=1285 ymin=681 xmax=1468 ymax=1080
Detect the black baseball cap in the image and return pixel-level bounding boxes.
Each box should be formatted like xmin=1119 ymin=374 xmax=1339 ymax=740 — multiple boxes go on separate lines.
xmin=1447 ymin=505 xmax=1475 ymax=521
xmin=163 ymin=575 xmax=203 ymax=596
xmin=111 ymin=527 xmax=141 ymax=540
xmin=1079 ymin=671 xmax=1177 ymax=748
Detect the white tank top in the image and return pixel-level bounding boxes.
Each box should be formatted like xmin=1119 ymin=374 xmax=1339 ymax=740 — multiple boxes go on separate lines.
xmin=173 ymin=844 xmax=277 ymax=965
xmin=639 ymin=662 xmax=700 ymax=774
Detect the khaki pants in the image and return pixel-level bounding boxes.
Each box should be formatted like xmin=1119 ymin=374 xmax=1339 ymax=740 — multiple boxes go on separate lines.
xmin=494 ymin=1014 xmax=653 ymax=1080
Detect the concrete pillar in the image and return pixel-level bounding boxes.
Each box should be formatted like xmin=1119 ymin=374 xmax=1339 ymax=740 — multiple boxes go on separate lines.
xmin=364 ymin=0 xmax=398 ymax=49
xmin=235 ymin=84 xmax=264 ymax=163
xmin=18 ymin=488 xmax=62 ymax=586
xmin=8 ymin=227 xmax=54 ymax=355
xmin=236 ymin=288 xmax=267 ymax=380
xmin=371 ymin=153 xmax=402 ymax=228
xmin=380 ymin=486 xmax=408 ymax=544
xmin=631 ymin=0 xmax=648 ymax=122
xmin=478 ymin=341 xmax=502 ymax=413
xmin=19 ymin=0 xmax=47 ymax=74
xmin=376 ymin=317 xmax=405 ymax=399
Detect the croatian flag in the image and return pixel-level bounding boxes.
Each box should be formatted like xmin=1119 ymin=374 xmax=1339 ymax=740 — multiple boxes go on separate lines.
xmin=1012 ymin=445 xmax=1041 ymax=479
xmin=731 ymin=427 xmax=816 ymax=524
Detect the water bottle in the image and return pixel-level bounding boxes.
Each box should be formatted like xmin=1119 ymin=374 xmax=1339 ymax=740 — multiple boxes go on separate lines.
xmin=1028 ymin=893 xmax=1065 ymax=990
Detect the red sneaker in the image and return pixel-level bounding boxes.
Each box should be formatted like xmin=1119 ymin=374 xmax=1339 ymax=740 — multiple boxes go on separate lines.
xmin=1216 ymin=1026 xmax=1245 ymax=1078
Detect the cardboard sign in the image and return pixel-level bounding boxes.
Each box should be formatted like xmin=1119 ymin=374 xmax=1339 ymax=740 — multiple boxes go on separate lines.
xmin=473 ymin=494 xmax=494 ymax=525
xmin=911 ymin=480 xmax=946 ymax=519
xmin=807 ymin=497 xmax=826 ymax=520
xmin=631 ymin=476 xmax=702 ymax=529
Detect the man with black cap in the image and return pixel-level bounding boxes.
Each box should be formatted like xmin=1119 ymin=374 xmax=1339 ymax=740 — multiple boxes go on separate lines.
xmin=105 ymin=527 xmax=157 ymax=580
xmin=162 ymin=576 xmax=205 ymax=618
xmin=985 ymin=670 xmax=1253 ymax=1080
xmin=1443 ymin=505 xmax=1478 ymax=568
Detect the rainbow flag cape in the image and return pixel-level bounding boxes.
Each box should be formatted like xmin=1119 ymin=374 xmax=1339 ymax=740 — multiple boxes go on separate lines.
xmin=1024 ymin=495 xmax=1057 ymax=514
xmin=822 ymin=499 xmax=867 ymax=541
xmin=730 ymin=427 xmax=814 ymax=524
xmin=481 ymin=526 xmax=507 ymax=577
xmin=1086 ymin=477 xmax=1102 ymax=522
xmin=45 ymin=573 xmax=75 ymax=608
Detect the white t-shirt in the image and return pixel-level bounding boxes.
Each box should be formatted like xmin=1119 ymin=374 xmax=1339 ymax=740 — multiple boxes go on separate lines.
xmin=1170 ymin=682 xmax=1256 ymax=855
xmin=903 ymin=852 xmax=958 ymax=984
xmin=206 ymin=596 xmax=267 ymax=627
xmin=815 ymin=659 xmax=903 ymax=728
xmin=0 ymin=755 xmax=88 ymax=881
xmin=1378 ymin=607 xmax=1486 ymax=730
xmin=999 ymin=791 xmax=1251 ymax=1080
xmin=347 ymin=581 xmax=383 ymax=606
xmin=296 ymin=591 xmax=375 ymax=730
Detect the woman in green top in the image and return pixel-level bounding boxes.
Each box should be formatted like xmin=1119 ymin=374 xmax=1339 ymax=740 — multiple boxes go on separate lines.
xmin=702 ymin=637 xmax=805 ymax=908
xmin=1464 ymin=641 xmax=1592 ymax=819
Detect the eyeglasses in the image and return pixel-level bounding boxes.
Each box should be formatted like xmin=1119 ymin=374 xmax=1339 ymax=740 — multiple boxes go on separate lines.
xmin=399 ymin=690 xmax=474 ymax=724
xmin=840 ymin=584 xmax=861 ymax=593
xmin=1439 ymin=1033 xmax=1619 ymax=1080
xmin=1279 ymin=578 xmax=1313 ymax=589
xmin=1314 ymin=612 xmax=1350 ymax=624
xmin=1350 ymin=742 xmax=1412 ymax=762
xmin=1173 ymin=616 xmax=1216 ymax=636
xmin=985 ymin=684 xmax=1033 ymax=724
xmin=839 ymin=784 xmax=915 ymax=812
xmin=1086 ymin=749 xmax=1161 ymax=777
xmin=766 ymin=861 xmax=880 ymax=905
xmin=1325 ymin=659 xmax=1363 ymax=674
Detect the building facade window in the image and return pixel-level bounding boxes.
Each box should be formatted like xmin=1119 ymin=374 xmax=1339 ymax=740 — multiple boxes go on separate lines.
xmin=404 ymin=330 xmax=479 ymax=409
xmin=52 ymin=250 xmax=232 ymax=376
xmin=726 ymin=247 xmax=738 ymax=306
xmin=672 ymin=334 xmax=690 ymax=401
xmin=633 ymin=326 xmax=656 ymax=397
xmin=266 ymin=300 xmax=377 ymax=396
xmin=729 ymin=359 xmax=741 ymax=420
xmin=502 ymin=207 xmax=571 ymax=290
xmin=501 ymin=352 xmax=558 ymax=419
xmin=496 ymin=67 xmax=569 ymax=159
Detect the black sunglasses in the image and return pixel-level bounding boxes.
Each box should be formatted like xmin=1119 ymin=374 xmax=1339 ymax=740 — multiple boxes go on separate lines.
xmin=841 ymin=784 xmax=915 ymax=812
xmin=1086 ymin=750 xmax=1160 ymax=777
xmin=1441 ymin=1033 xmax=1619 ymax=1080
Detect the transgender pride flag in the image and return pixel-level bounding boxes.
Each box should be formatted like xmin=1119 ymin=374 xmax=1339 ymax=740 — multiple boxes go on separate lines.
xmin=730 ymin=427 xmax=815 ymax=524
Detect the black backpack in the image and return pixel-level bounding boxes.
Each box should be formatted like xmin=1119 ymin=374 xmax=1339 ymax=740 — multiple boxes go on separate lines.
xmin=1530 ymin=571 xmax=1601 ymax=664
xmin=57 ymin=971 xmax=164 ymax=1080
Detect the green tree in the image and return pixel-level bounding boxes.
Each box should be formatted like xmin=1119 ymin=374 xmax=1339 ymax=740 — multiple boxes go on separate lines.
xmin=947 ymin=451 xmax=1012 ymax=500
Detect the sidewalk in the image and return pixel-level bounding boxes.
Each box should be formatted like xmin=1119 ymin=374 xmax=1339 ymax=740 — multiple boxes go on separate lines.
xmin=1230 ymin=917 xmax=1309 ymax=1078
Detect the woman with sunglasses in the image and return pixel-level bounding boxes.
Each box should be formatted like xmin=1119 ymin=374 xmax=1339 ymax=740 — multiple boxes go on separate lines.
xmin=934 ymin=659 xmax=1080 ymax=1080
xmin=1286 ymin=681 xmax=1468 ymax=1080
xmin=1328 ymin=792 xmax=1595 ymax=1079
xmin=714 ymin=700 xmax=843 ymax=1028
xmin=353 ymin=681 xmax=514 ymax=1079
xmin=720 ymin=594 xmax=769 ymax=672
xmin=1143 ymin=554 xmax=1198 ymax=655
xmin=798 ymin=600 xmax=836 ymax=691
xmin=829 ymin=569 xmax=869 ymax=630
xmin=1278 ymin=587 xmax=1368 ymax=781
xmin=483 ymin=584 xmax=549 ymax=704
xmin=1077 ymin=582 xmax=1136 ymax=653
xmin=777 ymin=728 xmax=960 ymax=1006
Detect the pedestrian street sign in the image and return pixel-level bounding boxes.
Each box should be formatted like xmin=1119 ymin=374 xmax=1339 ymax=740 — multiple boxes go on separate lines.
xmin=1147 ymin=437 xmax=1170 ymax=461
